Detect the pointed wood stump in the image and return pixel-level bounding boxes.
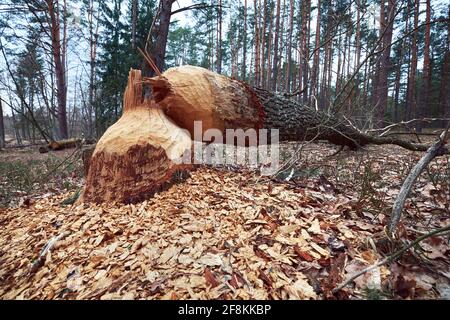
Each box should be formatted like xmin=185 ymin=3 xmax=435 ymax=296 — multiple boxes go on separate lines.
xmin=80 ymin=69 xmax=192 ymax=204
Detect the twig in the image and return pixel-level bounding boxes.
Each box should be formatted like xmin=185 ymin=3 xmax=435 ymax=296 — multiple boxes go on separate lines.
xmin=29 ymin=231 xmax=71 ymax=274
xmin=382 ymin=132 xmax=442 ymax=137
xmin=388 ymin=123 xmax=450 ymax=235
xmin=366 ymin=118 xmax=450 ymax=136
xmin=332 ymin=224 xmax=450 ymax=294
xmin=137 ymin=47 xmax=161 ymax=76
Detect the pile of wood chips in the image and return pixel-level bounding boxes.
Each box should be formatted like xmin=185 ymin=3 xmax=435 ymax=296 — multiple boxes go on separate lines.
xmin=0 ymin=144 xmax=449 ymax=300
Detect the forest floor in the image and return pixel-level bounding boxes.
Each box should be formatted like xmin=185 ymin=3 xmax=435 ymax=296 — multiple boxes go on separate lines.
xmin=0 ymin=138 xmax=449 ymax=300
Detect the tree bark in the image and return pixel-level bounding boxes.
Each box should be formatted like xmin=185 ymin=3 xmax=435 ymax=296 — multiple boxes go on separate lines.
xmin=131 ymin=0 xmax=137 ymax=50
xmin=261 ymin=0 xmax=268 ymax=87
xmin=146 ymin=0 xmax=175 ymax=77
xmin=271 ymin=0 xmax=281 ymax=91
xmin=266 ymin=4 xmax=274 ymax=89
xmin=301 ymin=0 xmax=311 ymax=103
xmin=254 ymin=0 xmax=261 ymax=86
xmin=285 ymin=0 xmax=294 ymax=91
xmin=406 ymin=0 xmax=419 ymax=121
xmin=242 ymin=0 xmax=248 ymax=81
xmin=376 ymin=0 xmax=395 ymax=126
xmin=417 ymin=0 xmax=431 ymax=132
xmin=48 ymin=0 xmax=68 ymax=139
xmin=310 ymin=0 xmax=321 ymax=100
xmin=216 ymin=0 xmax=222 ymax=74
xmin=438 ymin=8 xmax=450 ymax=127
xmin=0 ymin=97 xmax=5 ymax=149
xmin=88 ymin=0 xmax=99 ymax=140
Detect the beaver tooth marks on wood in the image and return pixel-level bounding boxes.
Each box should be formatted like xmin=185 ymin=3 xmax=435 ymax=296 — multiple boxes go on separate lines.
xmin=148 ymin=65 xmax=370 ymax=148
xmin=148 ymin=65 xmax=265 ymax=137
xmin=80 ymin=69 xmax=192 ymax=204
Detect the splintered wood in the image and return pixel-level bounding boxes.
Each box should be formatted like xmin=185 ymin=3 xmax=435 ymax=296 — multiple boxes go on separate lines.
xmin=149 ymin=65 xmax=264 ymax=136
xmin=80 ymin=69 xmax=192 ymax=204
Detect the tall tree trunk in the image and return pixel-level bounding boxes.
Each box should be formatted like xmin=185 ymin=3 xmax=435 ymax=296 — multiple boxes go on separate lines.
xmin=438 ymin=8 xmax=450 ymax=126
xmin=266 ymin=3 xmax=274 ymax=89
xmin=242 ymin=0 xmax=248 ymax=81
xmin=0 ymin=97 xmax=5 ymax=149
xmin=216 ymin=0 xmax=222 ymax=73
xmin=231 ymin=26 xmax=238 ymax=78
xmin=326 ymin=20 xmax=334 ymax=112
xmin=371 ymin=0 xmax=384 ymax=123
xmin=271 ymin=0 xmax=281 ymax=91
xmin=131 ymin=0 xmax=137 ymax=49
xmin=301 ymin=0 xmax=311 ymax=103
xmin=393 ymin=44 xmax=403 ymax=123
xmin=48 ymin=0 xmax=68 ymax=139
xmin=320 ymin=0 xmax=331 ymax=110
xmin=285 ymin=0 xmax=294 ymax=91
xmin=260 ymin=0 xmax=268 ymax=87
xmin=336 ymin=30 xmax=343 ymax=96
xmin=254 ymin=0 xmax=261 ymax=86
xmin=147 ymin=0 xmax=175 ymax=76
xmin=11 ymin=108 xmax=22 ymax=146
xmin=406 ymin=0 xmax=419 ymax=121
xmin=393 ymin=1 xmax=409 ymax=123
xmin=278 ymin=0 xmax=286 ymax=91
xmin=376 ymin=0 xmax=395 ymax=126
xmin=310 ymin=0 xmax=321 ymax=102
xmin=88 ymin=0 xmax=99 ymax=139
xmin=417 ymin=0 xmax=431 ymax=132
xmin=354 ymin=0 xmax=361 ymax=101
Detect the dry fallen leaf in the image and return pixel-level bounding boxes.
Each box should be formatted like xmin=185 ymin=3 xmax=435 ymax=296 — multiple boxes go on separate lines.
xmin=197 ymin=253 xmax=223 ymax=266
xmin=285 ymin=278 xmax=317 ymax=300
xmin=308 ymin=219 xmax=321 ymax=234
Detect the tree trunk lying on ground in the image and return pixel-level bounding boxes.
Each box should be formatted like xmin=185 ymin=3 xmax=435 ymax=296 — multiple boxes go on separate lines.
xmin=80 ymin=66 xmax=449 ymax=204
xmin=39 ymin=138 xmax=82 ymax=153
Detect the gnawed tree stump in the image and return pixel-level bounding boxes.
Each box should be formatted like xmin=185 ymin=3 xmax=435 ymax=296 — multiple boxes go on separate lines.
xmin=80 ymin=69 xmax=192 ymax=204
xmin=81 ymin=66 xmax=447 ymax=204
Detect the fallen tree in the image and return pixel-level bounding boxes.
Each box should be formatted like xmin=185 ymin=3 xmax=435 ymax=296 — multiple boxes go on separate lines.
xmin=39 ymin=138 xmax=82 ymax=153
xmin=148 ymin=66 xmax=446 ymax=152
xmin=80 ymin=66 xmax=449 ymax=204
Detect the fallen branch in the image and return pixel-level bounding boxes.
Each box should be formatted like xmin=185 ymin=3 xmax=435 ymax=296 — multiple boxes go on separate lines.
xmin=332 ymin=224 xmax=450 ymax=294
xmin=48 ymin=138 xmax=82 ymax=151
xmin=29 ymin=231 xmax=70 ymax=274
xmin=388 ymin=124 xmax=450 ymax=235
xmin=382 ymin=132 xmax=442 ymax=137
xmin=366 ymin=118 xmax=450 ymax=136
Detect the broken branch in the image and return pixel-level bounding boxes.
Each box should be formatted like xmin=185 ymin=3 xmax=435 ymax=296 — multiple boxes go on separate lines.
xmin=388 ymin=123 xmax=450 ymax=235
xmin=332 ymin=224 xmax=450 ymax=294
